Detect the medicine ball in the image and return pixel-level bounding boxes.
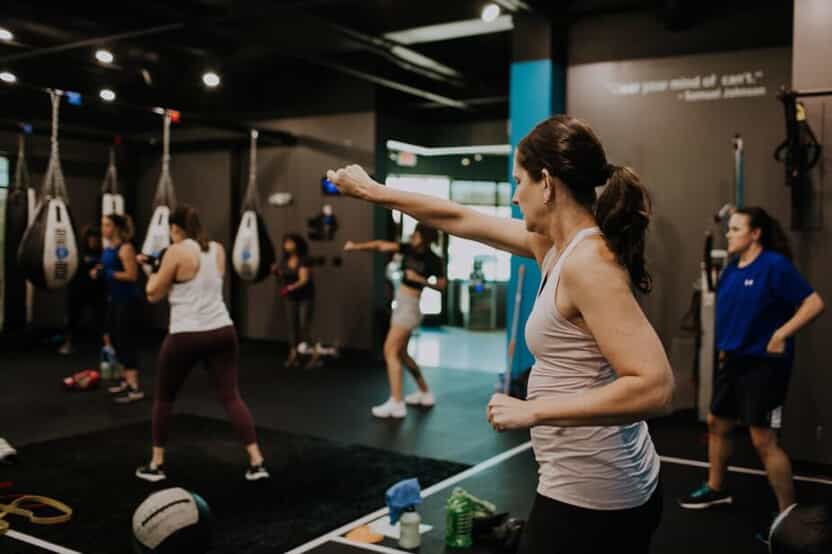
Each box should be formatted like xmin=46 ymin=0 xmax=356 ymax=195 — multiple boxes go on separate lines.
xmin=769 ymin=502 xmax=832 ymax=554
xmin=132 ymin=488 xmax=213 ymax=553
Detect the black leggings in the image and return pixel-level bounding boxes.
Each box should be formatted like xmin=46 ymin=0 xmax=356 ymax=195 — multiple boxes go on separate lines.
xmin=152 ymin=326 xmax=258 ymax=448
xmin=518 ymin=481 xmax=663 ymax=554
xmin=284 ymin=298 xmax=314 ymax=348
xmin=107 ymin=300 xmax=139 ymax=369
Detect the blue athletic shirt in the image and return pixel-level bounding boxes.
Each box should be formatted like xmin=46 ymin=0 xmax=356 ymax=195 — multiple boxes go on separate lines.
xmin=100 ymin=243 xmax=141 ymax=304
xmin=716 ymin=250 xmax=813 ymax=362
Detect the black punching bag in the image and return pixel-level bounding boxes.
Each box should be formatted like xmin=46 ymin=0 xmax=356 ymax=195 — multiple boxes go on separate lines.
xmin=17 ymin=92 xmax=79 ymax=290
xmin=232 ymin=130 xmax=275 ymax=282
xmin=2 ymin=135 xmax=34 ymax=330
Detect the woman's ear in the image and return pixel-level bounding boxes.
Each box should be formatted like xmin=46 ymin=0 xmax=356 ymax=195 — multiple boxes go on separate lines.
xmin=541 ymin=168 xmax=554 ymax=205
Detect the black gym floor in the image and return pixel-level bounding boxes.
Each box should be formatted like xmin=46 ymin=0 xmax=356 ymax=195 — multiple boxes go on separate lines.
xmin=2 ymin=338 xmax=831 ymax=553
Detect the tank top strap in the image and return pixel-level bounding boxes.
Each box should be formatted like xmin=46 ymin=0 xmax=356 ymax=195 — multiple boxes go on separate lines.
xmin=552 ymin=227 xmax=602 ymax=275
xmin=201 ymin=242 xmax=220 ymax=278
xmin=537 ymin=227 xmax=602 ymax=296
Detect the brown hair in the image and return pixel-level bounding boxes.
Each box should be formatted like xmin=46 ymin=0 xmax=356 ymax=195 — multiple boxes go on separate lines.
xmin=105 ymin=213 xmax=135 ymax=243
xmin=734 ymin=207 xmax=792 ymax=261
xmin=169 ymin=204 xmax=209 ymax=252
xmin=414 ymin=223 xmax=439 ymax=248
xmin=517 ymin=115 xmax=653 ymax=293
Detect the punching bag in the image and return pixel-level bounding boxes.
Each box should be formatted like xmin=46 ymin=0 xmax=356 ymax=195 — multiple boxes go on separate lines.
xmin=141 ymin=113 xmax=176 ymax=269
xmin=101 ymin=145 xmax=125 ymax=217
xmin=17 ymin=92 xmax=79 ymax=290
xmin=2 ymin=135 xmax=33 ymax=331
xmin=232 ymin=130 xmax=275 ymax=282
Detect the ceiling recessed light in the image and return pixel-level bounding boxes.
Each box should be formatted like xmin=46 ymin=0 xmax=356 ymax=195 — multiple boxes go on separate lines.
xmin=481 ymin=3 xmax=501 ymax=23
xmin=0 ymin=28 xmax=13 ymax=42
xmin=95 ymin=49 xmax=114 ymax=64
xmin=0 ymin=71 xmax=17 ymax=84
xmin=202 ymin=71 xmax=221 ymax=88
xmin=99 ymin=88 xmax=116 ymax=102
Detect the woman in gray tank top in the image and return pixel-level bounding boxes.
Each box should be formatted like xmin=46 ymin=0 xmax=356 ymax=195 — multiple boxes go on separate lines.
xmin=327 ymin=116 xmax=674 ymax=553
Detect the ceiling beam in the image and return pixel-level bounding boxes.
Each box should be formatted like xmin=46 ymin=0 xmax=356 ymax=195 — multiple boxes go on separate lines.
xmin=0 ymin=23 xmax=186 ymax=64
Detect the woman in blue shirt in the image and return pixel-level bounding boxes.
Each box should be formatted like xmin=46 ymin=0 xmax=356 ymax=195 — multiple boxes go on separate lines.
xmin=680 ymin=207 xmax=824 ymax=516
xmin=92 ymin=213 xmax=144 ymax=404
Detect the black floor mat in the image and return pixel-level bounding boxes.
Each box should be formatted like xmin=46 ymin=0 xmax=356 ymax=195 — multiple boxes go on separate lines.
xmin=2 ymin=415 xmax=469 ymax=553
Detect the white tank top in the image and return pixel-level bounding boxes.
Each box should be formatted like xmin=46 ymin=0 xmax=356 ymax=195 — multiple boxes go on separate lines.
xmin=168 ymin=239 xmax=233 ymax=334
xmin=524 ymin=227 xmax=660 ymax=510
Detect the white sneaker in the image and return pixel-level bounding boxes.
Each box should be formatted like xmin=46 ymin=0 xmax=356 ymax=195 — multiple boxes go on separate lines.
xmin=405 ymin=391 xmax=435 ymax=407
xmin=371 ymin=398 xmax=407 ymax=419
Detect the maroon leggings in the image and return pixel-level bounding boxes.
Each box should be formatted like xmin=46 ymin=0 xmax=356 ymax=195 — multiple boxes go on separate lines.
xmin=152 ymin=325 xmax=258 ymax=447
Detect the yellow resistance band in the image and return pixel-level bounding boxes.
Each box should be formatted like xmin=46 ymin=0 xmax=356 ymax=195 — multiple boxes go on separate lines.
xmin=0 ymin=495 xmax=73 ymax=536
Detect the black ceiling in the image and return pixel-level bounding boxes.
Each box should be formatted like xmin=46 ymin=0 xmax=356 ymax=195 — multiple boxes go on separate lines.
xmin=0 ymin=0 xmax=779 ymax=142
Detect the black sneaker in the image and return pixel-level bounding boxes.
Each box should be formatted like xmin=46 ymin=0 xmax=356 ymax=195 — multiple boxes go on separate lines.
xmin=245 ymin=464 xmax=270 ymax=481
xmin=114 ymin=388 xmax=144 ymax=404
xmin=136 ymin=464 xmax=166 ymax=482
xmin=678 ymin=483 xmax=733 ymax=509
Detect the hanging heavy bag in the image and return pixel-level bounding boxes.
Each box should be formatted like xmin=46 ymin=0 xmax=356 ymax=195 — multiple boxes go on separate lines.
xmin=232 ymin=130 xmax=276 ymax=282
xmin=17 ymin=92 xmax=79 ymax=290
xmin=2 ymin=135 xmax=34 ymax=330
xmin=101 ymin=146 xmax=125 ymax=217
xmin=141 ymin=113 xmax=176 ymax=269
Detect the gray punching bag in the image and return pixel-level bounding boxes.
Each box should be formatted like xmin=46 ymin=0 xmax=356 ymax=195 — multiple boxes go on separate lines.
xmin=141 ymin=113 xmax=176 ymax=270
xmin=232 ymin=130 xmax=275 ymax=282
xmin=101 ymin=146 xmax=125 ymax=217
xmin=17 ymin=92 xmax=79 ymax=290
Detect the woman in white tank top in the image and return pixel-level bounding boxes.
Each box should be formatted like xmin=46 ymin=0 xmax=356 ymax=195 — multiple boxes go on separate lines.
xmin=327 ymin=116 xmax=674 ymax=553
xmin=135 ymin=205 xmax=269 ymax=483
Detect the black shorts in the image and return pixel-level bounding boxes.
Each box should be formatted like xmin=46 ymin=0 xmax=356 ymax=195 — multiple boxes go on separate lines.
xmin=710 ymin=355 xmax=792 ymax=428
xmin=517 ymin=482 xmax=663 ymax=554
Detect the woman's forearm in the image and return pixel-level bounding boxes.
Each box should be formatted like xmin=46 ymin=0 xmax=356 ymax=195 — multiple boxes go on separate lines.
xmin=111 ymin=270 xmax=137 ymax=283
xmin=354 ymin=240 xmax=382 ymax=251
xmin=366 ymin=185 xmax=469 ymax=238
xmin=777 ymin=293 xmax=825 ymax=339
xmin=146 ymin=274 xmax=164 ymax=303
xmin=530 ymin=374 xmax=673 ymax=427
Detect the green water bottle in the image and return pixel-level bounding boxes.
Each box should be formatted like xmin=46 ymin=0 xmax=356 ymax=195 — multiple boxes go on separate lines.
xmin=445 ymin=487 xmax=473 ymax=548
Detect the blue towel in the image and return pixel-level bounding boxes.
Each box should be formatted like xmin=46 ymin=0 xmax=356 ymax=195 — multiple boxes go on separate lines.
xmin=386 ymin=478 xmax=422 ymax=524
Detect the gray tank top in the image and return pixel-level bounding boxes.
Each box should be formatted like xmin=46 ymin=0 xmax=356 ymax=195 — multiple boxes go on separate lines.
xmin=525 ymin=227 xmax=660 ymax=510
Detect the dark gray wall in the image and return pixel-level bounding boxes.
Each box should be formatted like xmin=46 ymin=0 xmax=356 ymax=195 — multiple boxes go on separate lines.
xmin=235 ymin=112 xmax=378 ymax=349
xmin=569 ymin=35 xmax=831 ymax=464
xmin=568 ymin=46 xmax=792 ymax=346
xmin=569 ymin=3 xmax=792 ymax=65
xmin=782 ymin=0 xmax=832 ymax=464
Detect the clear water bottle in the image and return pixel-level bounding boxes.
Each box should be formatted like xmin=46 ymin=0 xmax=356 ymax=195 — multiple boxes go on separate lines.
xmin=445 ymin=488 xmax=473 ymax=548
xmin=399 ymin=508 xmax=421 ymax=549
xmin=99 ymin=345 xmax=116 ymax=380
